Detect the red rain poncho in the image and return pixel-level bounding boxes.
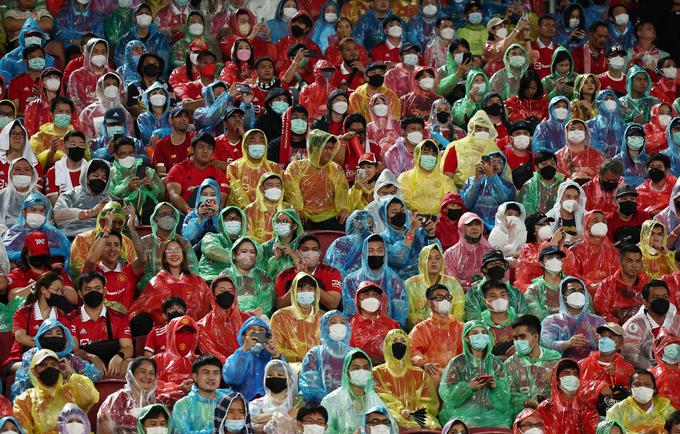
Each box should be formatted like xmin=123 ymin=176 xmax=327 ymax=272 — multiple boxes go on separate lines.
xmin=569 ymin=210 xmax=620 ymax=292
xmin=581 ymin=176 xmax=623 ymax=214
xmin=24 ymin=68 xmax=80 ymax=137
xmin=514 ymin=241 xmax=580 ymax=292
xmin=650 ymin=333 xmax=680 ymax=409
xmin=299 ymin=60 xmax=337 ymax=121
xmin=67 ymin=38 xmax=113 ymax=113
xmin=643 ymin=103 xmax=675 ymax=154
xmin=577 ymin=350 xmax=635 ymax=388
xmin=593 ymin=269 xmax=649 ymax=324
xmin=434 ymin=193 xmax=466 ymax=251
xmin=443 ymin=212 xmax=492 ymax=289
xmin=399 ymin=66 xmax=440 ymax=119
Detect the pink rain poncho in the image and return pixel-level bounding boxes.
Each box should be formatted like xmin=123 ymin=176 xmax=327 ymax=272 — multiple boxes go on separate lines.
xmin=78 ymin=72 xmax=134 ymax=140
xmin=443 ymin=212 xmax=493 ymax=289
xmin=67 ymin=38 xmax=113 ymax=113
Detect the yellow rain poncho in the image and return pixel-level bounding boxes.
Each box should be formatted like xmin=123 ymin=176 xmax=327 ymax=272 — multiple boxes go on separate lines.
xmin=442 ymin=111 xmax=503 ymax=188
xmin=269 ymin=272 xmax=323 ymax=363
xmin=638 ymin=220 xmax=677 ymax=279
xmin=244 ymin=172 xmax=291 ymax=244
xmin=405 ymin=244 xmax=465 ymax=330
xmin=69 ymin=201 xmax=137 ymax=279
xmin=227 ymin=129 xmax=284 ymax=209
xmin=284 ymin=129 xmax=349 ymax=223
xmin=373 ymin=330 xmax=441 ymax=430
xmin=398 ymin=140 xmax=457 ymax=215
xmin=606 ymin=395 xmax=675 ymax=434
xmin=13 ymin=349 xmax=99 ymax=434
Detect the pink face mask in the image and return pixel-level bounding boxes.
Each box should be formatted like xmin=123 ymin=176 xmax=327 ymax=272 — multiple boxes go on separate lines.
xmin=237 ymin=252 xmax=256 ymax=267
xmin=236 ymin=48 xmax=251 ymax=62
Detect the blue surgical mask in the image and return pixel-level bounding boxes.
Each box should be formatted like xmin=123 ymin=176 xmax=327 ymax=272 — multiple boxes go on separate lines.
xmin=275 ymin=222 xmax=292 ymax=238
xmin=597 ymin=336 xmax=617 ymax=354
xmin=662 ymin=343 xmax=680 ymax=364
xmin=420 ymin=154 xmax=437 ymax=170
xmin=514 ymin=339 xmax=532 ymax=356
xmin=28 ymin=57 xmax=45 ymax=71
xmin=251 ymin=343 xmax=263 ymax=353
xmin=468 ymin=12 xmax=483 ymax=24
xmin=291 ymin=118 xmax=308 ymax=134
xmin=53 ymin=113 xmax=71 ymax=129
xmin=248 ymin=144 xmax=265 ymax=159
xmin=271 ymin=100 xmax=289 ymax=115
xmin=224 ymin=220 xmax=242 ymax=236
xmin=627 ymin=136 xmax=645 ymax=150
xmin=469 ymin=333 xmax=489 ymax=350
xmin=672 ymin=131 xmax=680 ymax=146
xmin=223 ymin=418 xmax=246 ymax=433
xmin=297 ymin=291 xmax=315 ymax=306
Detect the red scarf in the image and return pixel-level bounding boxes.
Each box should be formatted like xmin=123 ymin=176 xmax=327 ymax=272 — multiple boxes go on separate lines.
xmin=278 ymin=106 xmax=294 ymax=165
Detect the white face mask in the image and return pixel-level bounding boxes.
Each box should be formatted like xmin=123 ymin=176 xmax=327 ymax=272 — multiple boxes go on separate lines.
xmin=332 ymin=101 xmax=348 ymax=114
xmin=91 ymin=55 xmax=108 ymax=67
xmin=44 ymin=77 xmax=61 ymax=92
xmin=149 ymin=93 xmax=167 ymax=107
xmin=422 ymin=4 xmax=438 ymax=16
xmin=659 ymin=114 xmax=672 ymax=127
xmin=544 ymin=258 xmax=563 ymax=273
xmin=590 ymin=222 xmax=608 ymax=237
xmin=387 ymin=26 xmax=403 ymax=38
xmin=604 ymin=99 xmax=618 ymax=113
xmin=373 ymin=103 xmax=389 ymax=117
xmin=453 ymin=52 xmax=465 ymax=64
xmin=25 ymin=212 xmax=45 ymax=228
xmin=609 ymin=56 xmax=625 ymax=69
xmin=328 ymin=323 xmax=347 ymax=341
xmin=506 ymin=215 xmax=521 ymax=227
xmin=538 ymin=225 xmax=553 ymax=241
xmin=12 ymin=174 xmax=32 ymax=189
xmin=299 ymin=250 xmax=321 ymax=268
xmin=137 ymin=14 xmax=153 ymax=27
xmin=303 ymin=424 xmax=327 ymax=434
xmin=561 ymin=198 xmax=578 ymax=213
xmin=474 ymin=130 xmax=490 ymax=140
xmin=188 ymin=23 xmax=204 ymax=36
xmin=489 ymin=297 xmax=509 ymax=313
xmin=631 ymin=386 xmax=654 ymax=404
xmin=264 ymin=187 xmax=282 ymax=202
xmin=349 ymin=369 xmax=371 ymax=387
xmin=566 ymin=291 xmax=586 ymax=309
xmin=495 ymin=27 xmax=508 ymax=39
xmin=513 ymin=135 xmax=530 ymax=150
xmin=406 ymin=131 xmax=423 ymax=144
xmin=370 ymin=426 xmax=391 ymax=434
xmin=441 ymin=27 xmax=455 ymax=40
xmin=103 ymin=85 xmax=119 ymax=99
xmin=283 ymin=7 xmax=298 ymax=19
xmin=360 ymin=297 xmax=381 ymax=313
xmin=324 ymin=12 xmax=338 ymax=23
xmin=662 ymin=67 xmax=677 ymax=79
xmin=567 ymin=130 xmax=586 ymax=144
xmin=224 ymin=220 xmax=241 ymax=236
xmin=553 ymin=107 xmax=568 ymax=120
xmin=419 ymin=77 xmax=435 ymax=90
xmin=615 ymin=13 xmax=629 ymax=26
xmin=472 ymin=82 xmax=486 ymax=93
xmin=560 ymin=374 xmax=580 ymax=393
xmin=523 ymin=429 xmax=543 ymax=434
xmin=568 ymin=18 xmax=580 ymax=29
xmin=118 ymin=155 xmax=136 ymax=169
xmin=403 ymin=53 xmax=419 ymax=66
xmin=145 ymin=428 xmax=167 ymax=434
xmin=190 ymin=52 xmax=199 ymax=65
xmin=435 ymin=299 xmax=452 ymax=314
xmin=65 ymin=422 xmax=85 ymax=434
xmin=24 ymin=36 xmax=42 ymax=47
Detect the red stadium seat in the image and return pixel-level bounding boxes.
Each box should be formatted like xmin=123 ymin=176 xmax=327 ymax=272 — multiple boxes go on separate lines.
xmin=87 ymin=377 xmax=126 ymax=428
xmin=0 ymin=332 xmax=12 ymax=369
xmin=308 ymin=230 xmax=345 ymax=258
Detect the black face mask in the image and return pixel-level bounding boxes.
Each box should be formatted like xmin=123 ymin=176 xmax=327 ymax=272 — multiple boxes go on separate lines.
xmin=484 ymin=103 xmax=503 ymax=117
xmin=143 ymin=63 xmax=160 ymax=77
xmin=436 ymin=111 xmax=450 ymax=124
xmin=464 ymin=234 xmax=482 ymax=244
xmin=28 ymin=254 xmax=50 ymax=268
xmin=601 ymin=180 xmax=619 ymax=192
xmin=539 ymin=165 xmax=557 ymax=180
xmin=447 ymin=208 xmax=463 ymax=221
xmin=39 ymin=336 xmax=65 ymax=352
xmin=265 ymin=376 xmax=288 ymax=393
xmin=486 ymin=265 xmax=506 ymax=280
xmin=89 ymin=178 xmax=107 ymax=194
xmin=67 ymin=146 xmax=85 ymax=162
xmin=38 ymin=366 xmax=60 ymax=386
xmin=291 ymin=25 xmax=305 ymax=38
xmin=390 ymin=211 xmax=406 ymax=227
xmin=648 ymin=168 xmax=665 ymax=182
xmin=216 ymin=291 xmax=235 ymax=309
xmin=650 ymin=298 xmax=670 ymax=315
xmin=166 ymin=310 xmax=184 ymax=322
xmin=367 ymin=255 xmax=384 ymax=269
xmin=618 ymin=201 xmax=637 ymax=216
xmin=391 ymin=342 xmax=407 ymax=360
xmin=367 ymin=74 xmax=385 ymax=88
xmin=83 ymin=290 xmax=104 ymax=308
xmin=675 ymin=201 xmax=680 ymax=212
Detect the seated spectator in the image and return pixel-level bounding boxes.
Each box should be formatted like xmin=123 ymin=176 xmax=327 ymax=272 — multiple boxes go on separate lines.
xmin=223 ymin=316 xmax=281 ymax=401
xmin=348 ymin=153 xmax=380 ymax=212
xmin=519 ymin=152 xmax=564 ymax=218
xmin=623 ymin=280 xmax=680 ymax=369
xmin=70 ymin=271 xmax=133 ymax=376
xmin=116 ymin=40 xmax=145 ymax=87
xmin=383 ymin=116 xmax=424 ymax=177
xmin=587 ymin=90 xmax=627 ymax=158
xmin=534 ymin=96 xmax=573 ymax=155
xmin=438 ymin=320 xmax=512 ymax=428
xmin=594 ymin=244 xmax=648 ymax=324
xmin=44 ymin=129 xmax=86 ymax=205
xmin=137 ymin=403 xmax=172 ymax=434
xmin=270 ymin=272 xmax=322 ymax=362
xmin=443 ymin=212 xmax=492 ymax=290
xmin=172 ymin=354 xmax=230 ymax=433
xmin=348 ymin=281 xmax=400 ymax=365
xmin=451 ymin=70 xmax=490 ymax=129
xmin=525 ymin=245 xmax=580 ymax=321
xmin=213 ymin=392 xmax=254 ymax=434
xmin=505 ymin=315 xmax=561 ymax=414
xmin=320 ymin=349 xmax=386 ymax=434
xmin=618 ymin=66 xmax=660 ymax=124
xmin=479 ymin=280 xmax=519 ymax=360
xmin=556 ymin=119 xmax=605 ymax=185
xmin=7 ymin=44 xmax=48 ymax=116
xmin=639 ymin=220 xmax=677 ymax=279
xmin=129 ymin=240 xmax=211 ymax=327
xmin=536 ymin=358 xmax=602 ymax=434
xmin=53 ymin=158 xmax=111 ymax=238
xmin=296 ymin=404 xmax=329 ymax=434
xmin=400 ymin=66 xmax=439 ymax=119
xmin=637 ymin=154 xmax=676 ymax=217
xmin=97 ymin=357 xmax=158 ymax=434
xmin=644 ymin=104 xmax=674 ymax=155
xmin=262 ymin=209 xmax=304 ymax=280
xmin=0 ymin=18 xmax=57 ymax=83
xmin=542 ymin=47 xmax=577 ymax=100
xmin=512 ymin=410 xmax=546 ymax=434
xmin=324 ymin=210 xmax=373 ymax=277
xmin=617 ymin=124 xmax=649 ymax=187
xmin=253 ymin=87 xmax=291 ymax=145
xmin=153 ymin=315 xmax=200 ymax=405
xmin=570 ymin=74 xmax=600 ymax=122
xmin=11 ymin=318 xmax=103 ymax=400
xmin=506 ymin=70 xmax=549 ymax=126
xmin=109 ymin=137 xmax=164 ymax=225
xmin=542 ymin=275 xmax=606 ymax=361
xmin=249 ymin=360 xmax=301 ymax=433
xmin=607 ymin=185 xmax=648 ymax=243
xmin=0 ymin=119 xmax=40 ymax=191
xmin=165 ymin=133 xmax=229 ymax=215
xmin=489 ymin=202 xmax=528 ymax=266
xmin=29 ymin=95 xmax=76 ymax=170
xmin=365 ymin=169 xmax=400 ymax=234
xmin=198 ymin=206 xmax=246 ymax=281
xmin=656 ymin=180 xmax=680 ymax=250
xmin=78 ymin=72 xmax=133 ymax=140
xmin=582 ymin=159 xmax=623 ymax=214
xmin=56 ymin=403 xmax=91 ymax=434
xmin=501 ymin=120 xmax=535 ymax=190
xmin=408 ymin=283 xmax=464 ymax=386
xmin=342 ymin=234 xmax=407 ymax=326
xmin=272 ymin=238 xmax=331 ymax=307
xmin=650 ymin=334 xmax=680 ymax=409
xmin=194 ymin=81 xmax=250 ymax=138
xmin=490 ymin=44 xmax=530 ymax=100
xmin=434 ymin=193 xmax=466 ymax=251
xmin=136 ymin=83 xmax=173 ymax=145
xmin=144 ymin=296 xmax=186 ymax=357
xmin=67 ymin=38 xmax=112 ymax=113
xmin=578 ymin=322 xmax=634 ymax=389
xmin=181 ymin=178 xmax=223 ymax=246
xmin=152 ymin=107 xmax=194 ymax=177
xmin=0 ymin=158 xmax=47 ymax=235
xmin=13 ymin=349 xmax=98 ymax=434
xmin=115 ymin=4 xmax=170 ymax=73
xmin=606 ymin=369 xmax=675 ymax=433
xmin=222 ymin=236 xmax=275 ymax=316
xmin=0 ymin=418 xmax=23 ymax=433
xmin=546 ymin=180 xmax=587 ymax=244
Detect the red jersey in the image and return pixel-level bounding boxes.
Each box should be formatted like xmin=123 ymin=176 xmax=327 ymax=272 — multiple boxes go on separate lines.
xmin=69 ymin=305 xmax=131 ymax=348
xmin=7 ymin=266 xmax=73 ymax=291
xmin=597 ymin=71 xmax=627 ymax=96
xmin=7 ymin=302 xmax=71 ymax=366
xmin=0 ymin=160 xmax=43 ymax=191
xmin=531 ymin=40 xmax=557 ymax=79
xmin=96 ymin=262 xmax=140 ymax=311
xmin=45 ymin=163 xmax=82 ymax=197
xmin=502 ymin=144 xmax=533 ymax=171
xmin=164 ymin=159 xmax=229 ymax=202
xmin=606 ymin=210 xmax=649 ymax=242
xmin=572 ymin=43 xmax=608 ymax=75
xmin=144 ymin=325 xmax=167 ymax=355
xmin=331 ymin=64 xmax=366 ymax=91
xmin=275 ymin=263 xmax=342 ymax=310
xmin=214 ymin=134 xmax=243 ymax=165
xmin=370 ymin=42 xmax=401 ymax=64
xmin=152 ymin=132 xmax=194 ymax=172
xmin=8 ymin=72 xmax=40 ymax=114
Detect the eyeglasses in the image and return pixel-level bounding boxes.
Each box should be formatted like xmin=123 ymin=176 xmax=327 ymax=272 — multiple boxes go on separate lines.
xmin=366 ymin=419 xmax=391 ymax=427
xmin=9 ymin=132 xmax=26 ymax=139
xmin=429 ymin=294 xmax=452 ymax=302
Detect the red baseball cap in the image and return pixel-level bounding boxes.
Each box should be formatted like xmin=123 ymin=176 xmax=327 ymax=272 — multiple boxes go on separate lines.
xmin=358 ymin=153 xmax=377 ymax=165
xmin=25 ymin=231 xmax=50 ymax=256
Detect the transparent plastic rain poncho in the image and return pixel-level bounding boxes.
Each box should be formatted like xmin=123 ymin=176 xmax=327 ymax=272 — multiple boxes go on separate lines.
xmin=269 ymin=272 xmax=322 ymax=363
xmin=365 ymin=169 xmax=401 ymax=234
xmin=56 ymin=403 xmax=91 ymax=434
xmin=545 ymin=179 xmax=587 ymax=239
xmin=504 ymin=343 xmax=562 ymax=415
xmin=0 ymin=19 xmax=56 ymax=83
xmin=66 ymin=38 xmax=113 ymax=113
xmin=136 ymin=403 xmax=173 ymax=434
xmin=614 ymin=123 xmax=649 ymax=187
xmin=11 ymin=318 xmax=103 ymax=401
xmin=0 ymin=157 xmax=45 ymax=235
xmin=662 ymin=116 xmax=680 ymax=178
xmin=262 ymin=209 xmax=305 ymax=280
xmin=172 ymin=386 xmax=232 ymax=434
xmin=372 ymin=329 xmax=440 ymax=430
xmin=341 ymin=234 xmax=408 ymax=327
xmin=451 ymin=70 xmax=489 ymax=129
xmin=606 ymin=395 xmax=676 ymax=434
xmin=577 ymin=346 xmax=635 ymax=389
xmin=320 ymin=348 xmax=387 ymax=434
xmin=397 ymin=139 xmax=458 ymax=216
xmin=586 ymin=90 xmax=627 ymax=158
xmin=622 ymin=303 xmax=680 ymax=369
xmin=404 ymin=244 xmax=465 ymax=330
xmin=654 ymin=179 xmax=680 ymax=250
xmin=488 ymin=201 xmax=528 ymax=258
xmin=443 ymin=212 xmax=493 ymax=290
xmin=116 ymin=40 xmax=145 ymax=87
xmin=283 ymin=129 xmax=349 ymax=223
xmin=638 ymin=219 xmax=676 ymax=278
xmin=540 ymin=276 xmax=605 ymax=360
xmin=197 ymin=275 xmax=251 ymax=363
xmin=136 ymin=83 xmax=172 ymax=144
xmin=618 ymin=66 xmax=660 ymax=123
xmin=199 ymin=206 xmax=247 ymax=281
xmin=569 ymin=210 xmax=620 ymax=289
xmin=78 ymin=71 xmax=134 ymax=140
xmin=213 ymin=392 xmax=255 ymax=434
xmin=650 ymin=334 xmax=680 ymax=409
xmin=299 ymin=310 xmax=352 ymax=403
xmin=249 ymin=360 xmax=300 ymax=434
xmin=489 ymin=43 xmax=530 ymax=100
xmin=465 ymin=278 xmax=528 ymax=322
xmin=193 ymin=81 xmax=236 ymax=137
xmin=181 ymin=178 xmax=223 ymax=244
xmin=13 ymin=349 xmax=99 ymax=434
xmin=532 ymin=96 xmax=570 ymax=153
xmin=243 ymin=173 xmax=290 ymax=244
xmin=438 ymin=320 xmax=512 ymax=428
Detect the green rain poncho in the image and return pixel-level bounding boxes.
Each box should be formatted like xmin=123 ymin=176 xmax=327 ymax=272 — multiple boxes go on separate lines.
xmin=221 ymin=236 xmax=276 ymax=316
xmin=199 ymin=206 xmax=247 ymax=281
xmin=438 ymin=320 xmax=512 ymax=428
xmin=109 ymin=156 xmax=164 ymax=213
xmin=261 ymin=208 xmax=304 ymax=280
xmin=618 ymin=65 xmax=660 ymax=123
xmin=104 ymin=6 xmax=135 ymax=47
xmin=451 ymin=69 xmax=489 ymax=128
xmin=503 ymin=340 xmax=561 ymax=416
xmin=465 ymin=279 xmax=529 ymax=321
xmin=541 ymin=46 xmax=578 ymax=100
xmin=489 ymin=43 xmax=529 ymax=100
xmin=321 ymin=348 xmax=387 ymax=434
xmin=436 ymin=50 xmax=462 ymax=98
xmin=136 ymin=403 xmax=173 ymax=434
xmin=596 ymin=419 xmax=627 ymax=434
xmin=518 ymin=170 xmax=566 ymax=217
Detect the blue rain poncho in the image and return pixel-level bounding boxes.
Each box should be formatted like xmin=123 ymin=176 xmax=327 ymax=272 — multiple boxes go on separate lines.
xmin=116 ymin=40 xmax=145 ymax=86
xmin=193 ymin=81 xmax=235 ymax=136
xmin=324 ymin=210 xmax=374 ymax=277
xmin=115 ymin=6 xmax=170 ymax=74
xmin=136 ymin=82 xmax=172 ymax=144
xmin=172 ymin=385 xmax=232 ymax=434
xmin=54 ymin=0 xmax=105 ymax=48
xmin=614 ymin=123 xmax=648 ymax=186
xmin=352 ymin=8 xmax=397 ymax=52
xmin=532 ymin=96 xmax=570 ymax=153
xmin=618 ymin=66 xmax=660 ymax=123
xmin=0 ymin=19 xmax=57 ymax=83
xmin=311 ymin=1 xmax=340 ymax=54
xmin=341 ymin=234 xmax=408 ymax=327
xmin=586 ymin=90 xmax=627 ymax=158
xmin=181 ymin=178 xmax=223 ymax=245
xmin=661 ymin=117 xmax=680 ymax=175
xmin=405 ymin=0 xmax=443 ymax=49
